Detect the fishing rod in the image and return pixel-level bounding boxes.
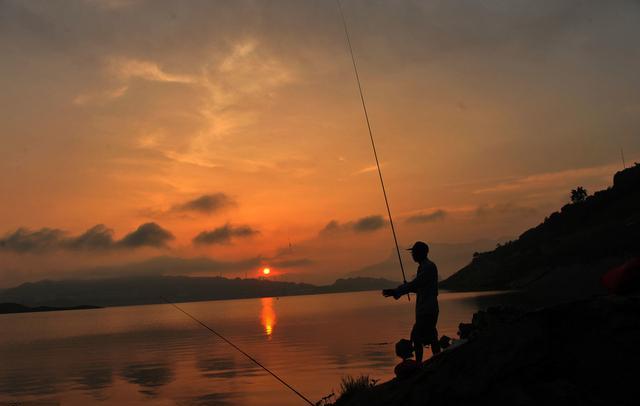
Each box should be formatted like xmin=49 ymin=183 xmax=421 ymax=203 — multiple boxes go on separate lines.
xmin=336 ymin=0 xmax=409 ymax=290
xmin=161 ymin=297 xmax=315 ymax=406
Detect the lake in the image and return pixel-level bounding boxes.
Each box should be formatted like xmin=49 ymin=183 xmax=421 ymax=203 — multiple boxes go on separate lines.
xmin=1 ymin=290 xmax=508 ymax=405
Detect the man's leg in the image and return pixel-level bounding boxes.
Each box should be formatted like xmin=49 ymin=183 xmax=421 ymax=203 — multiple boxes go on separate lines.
xmin=413 ymin=339 xmax=423 ymax=363
xmin=429 ymin=312 xmax=441 ymax=355
xmin=430 ymin=328 xmax=441 ymax=355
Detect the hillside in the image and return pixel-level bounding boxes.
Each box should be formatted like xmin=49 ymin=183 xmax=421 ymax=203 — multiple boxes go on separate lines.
xmin=440 ymin=164 xmax=640 ymax=300
xmin=0 ymin=276 xmax=397 ymax=308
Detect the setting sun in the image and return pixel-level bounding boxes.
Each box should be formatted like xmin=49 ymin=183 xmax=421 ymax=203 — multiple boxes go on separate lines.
xmin=262 ymin=267 xmax=271 ymax=276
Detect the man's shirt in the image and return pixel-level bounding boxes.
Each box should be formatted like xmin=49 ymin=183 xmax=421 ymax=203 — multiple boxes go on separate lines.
xmin=396 ymin=258 xmax=439 ymax=319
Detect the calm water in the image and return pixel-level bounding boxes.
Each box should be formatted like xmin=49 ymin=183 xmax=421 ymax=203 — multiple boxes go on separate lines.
xmin=1 ymin=290 xmax=508 ymax=405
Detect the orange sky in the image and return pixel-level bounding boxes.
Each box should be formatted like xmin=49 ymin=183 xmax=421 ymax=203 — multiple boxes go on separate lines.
xmin=1 ymin=0 xmax=639 ymax=287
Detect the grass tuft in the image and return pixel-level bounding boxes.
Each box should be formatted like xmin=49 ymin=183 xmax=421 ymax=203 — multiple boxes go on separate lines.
xmin=338 ymin=375 xmax=377 ymax=399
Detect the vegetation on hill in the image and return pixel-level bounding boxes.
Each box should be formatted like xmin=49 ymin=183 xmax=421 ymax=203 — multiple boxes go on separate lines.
xmin=440 ymin=164 xmax=640 ymax=293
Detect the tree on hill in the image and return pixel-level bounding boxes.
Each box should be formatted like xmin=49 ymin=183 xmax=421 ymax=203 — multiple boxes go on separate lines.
xmin=570 ymin=186 xmax=588 ymax=204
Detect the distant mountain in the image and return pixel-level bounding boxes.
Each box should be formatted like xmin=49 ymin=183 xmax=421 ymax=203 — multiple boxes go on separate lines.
xmin=349 ymin=239 xmax=503 ymax=281
xmin=0 ymin=276 xmax=397 ymax=308
xmin=0 ymin=303 xmax=100 ymax=314
xmin=440 ymin=164 xmax=640 ymax=300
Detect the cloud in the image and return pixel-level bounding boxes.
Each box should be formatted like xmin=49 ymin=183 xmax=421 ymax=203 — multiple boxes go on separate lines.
xmin=172 ymin=193 xmax=236 ymax=215
xmin=320 ymin=220 xmax=341 ymax=234
xmin=73 ymin=85 xmax=128 ymax=105
xmin=118 ymin=223 xmax=174 ymax=248
xmin=405 ymin=209 xmax=448 ymax=224
xmin=0 ymin=228 xmax=66 ymax=253
xmin=0 ymin=223 xmax=173 ymax=253
xmin=84 ymin=0 xmax=139 ymax=10
xmin=352 ymin=165 xmax=380 ymax=176
xmin=74 ymin=56 xmax=196 ymax=105
xmin=472 ymin=163 xmax=619 ymax=195
xmin=475 ymin=203 xmax=538 ymax=218
xmin=352 ymin=215 xmax=387 ymax=233
xmin=109 ymin=57 xmax=196 ymax=84
xmin=103 ymin=38 xmax=296 ymax=170
xmin=271 ymin=258 xmax=314 ymax=268
xmin=65 ymin=224 xmax=116 ymax=250
xmin=193 ymin=224 xmax=258 ymax=245
xmin=320 ymin=215 xmax=387 ymax=235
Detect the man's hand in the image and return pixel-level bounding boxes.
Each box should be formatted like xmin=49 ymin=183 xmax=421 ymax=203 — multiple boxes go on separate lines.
xmin=382 ymin=288 xmax=402 ymax=300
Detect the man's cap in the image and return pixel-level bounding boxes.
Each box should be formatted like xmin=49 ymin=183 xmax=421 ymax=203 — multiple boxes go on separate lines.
xmin=406 ymin=241 xmax=429 ymax=252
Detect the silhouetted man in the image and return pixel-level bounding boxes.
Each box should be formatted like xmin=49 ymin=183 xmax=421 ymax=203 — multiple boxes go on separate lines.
xmin=383 ymin=241 xmax=440 ymax=362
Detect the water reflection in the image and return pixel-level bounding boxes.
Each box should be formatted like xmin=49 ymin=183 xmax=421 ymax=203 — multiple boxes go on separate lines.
xmin=120 ymin=362 xmax=174 ymax=397
xmin=187 ymin=392 xmax=236 ymax=406
xmin=362 ymin=344 xmax=395 ymax=368
xmin=0 ymin=291 xmax=510 ymax=406
xmin=260 ymin=297 xmax=277 ymax=337
xmin=74 ymin=366 xmax=113 ymax=394
xmin=197 ymin=356 xmax=237 ymax=379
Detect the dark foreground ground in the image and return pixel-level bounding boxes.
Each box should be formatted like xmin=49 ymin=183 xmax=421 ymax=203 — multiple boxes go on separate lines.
xmin=332 ymin=294 xmax=640 ymax=406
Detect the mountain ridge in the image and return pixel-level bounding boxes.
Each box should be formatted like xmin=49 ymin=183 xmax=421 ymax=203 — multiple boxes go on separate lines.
xmin=0 ymin=275 xmax=398 ymax=308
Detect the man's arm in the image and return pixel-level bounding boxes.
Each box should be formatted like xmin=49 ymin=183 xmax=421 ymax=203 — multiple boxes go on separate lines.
xmin=395 ymin=274 xmax=423 ymax=296
xmin=382 ymin=268 xmax=429 ymax=299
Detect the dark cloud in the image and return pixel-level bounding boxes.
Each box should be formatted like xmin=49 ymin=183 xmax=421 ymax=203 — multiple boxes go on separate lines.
xmin=320 ymin=215 xmax=387 ymax=235
xmin=193 ymin=224 xmax=258 ymax=245
xmin=4 ymin=0 xmax=624 ymax=66
xmin=475 ymin=203 xmax=538 ymax=218
xmin=352 ymin=215 xmax=387 ymax=233
xmin=172 ymin=193 xmax=236 ymax=215
xmin=0 ymin=228 xmax=65 ymax=253
xmin=65 ymin=224 xmax=116 ymax=250
xmin=0 ymin=223 xmax=173 ymax=253
xmin=320 ymin=220 xmax=341 ymax=234
xmin=118 ymin=223 xmax=174 ymax=248
xmin=405 ymin=209 xmax=448 ymax=224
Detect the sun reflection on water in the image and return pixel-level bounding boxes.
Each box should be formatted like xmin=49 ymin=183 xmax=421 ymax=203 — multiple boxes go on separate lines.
xmin=260 ymin=297 xmax=277 ymax=338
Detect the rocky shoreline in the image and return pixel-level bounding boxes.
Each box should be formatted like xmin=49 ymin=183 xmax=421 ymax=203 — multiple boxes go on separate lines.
xmin=330 ymin=294 xmax=640 ymax=406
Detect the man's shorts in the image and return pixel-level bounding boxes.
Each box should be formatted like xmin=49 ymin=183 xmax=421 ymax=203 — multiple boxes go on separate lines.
xmin=411 ymin=312 xmax=439 ymax=346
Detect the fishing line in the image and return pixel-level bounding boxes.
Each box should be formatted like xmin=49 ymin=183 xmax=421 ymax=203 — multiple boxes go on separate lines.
xmin=160 ymin=297 xmax=315 ymax=406
xmin=336 ymin=0 xmax=409 ymax=288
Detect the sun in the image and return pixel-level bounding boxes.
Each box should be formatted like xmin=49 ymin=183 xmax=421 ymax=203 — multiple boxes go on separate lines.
xmin=262 ymin=267 xmax=271 ymax=276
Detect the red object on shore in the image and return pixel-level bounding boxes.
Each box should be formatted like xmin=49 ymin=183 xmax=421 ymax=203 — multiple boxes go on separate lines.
xmin=394 ymin=359 xmax=420 ymax=380
xmin=602 ymin=257 xmax=640 ymax=294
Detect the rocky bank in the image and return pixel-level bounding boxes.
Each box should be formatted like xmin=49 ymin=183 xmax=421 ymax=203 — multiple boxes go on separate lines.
xmin=331 ymin=294 xmax=640 ymax=406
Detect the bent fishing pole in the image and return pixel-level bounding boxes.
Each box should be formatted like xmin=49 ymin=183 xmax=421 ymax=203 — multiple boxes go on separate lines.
xmin=336 ymin=0 xmax=409 ymax=293
xmin=161 ymin=297 xmax=315 ymax=406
